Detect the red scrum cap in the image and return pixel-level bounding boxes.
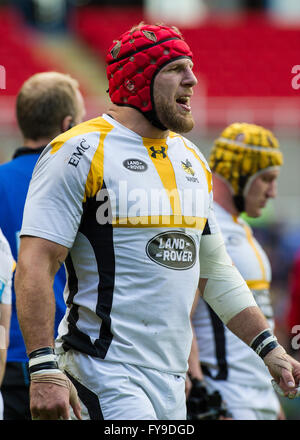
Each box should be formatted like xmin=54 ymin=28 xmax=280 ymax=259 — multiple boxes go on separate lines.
xmin=106 ymin=23 xmax=193 ymax=129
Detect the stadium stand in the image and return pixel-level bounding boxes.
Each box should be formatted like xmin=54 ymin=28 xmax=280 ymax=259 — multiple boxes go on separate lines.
xmin=0 ymin=6 xmax=65 ymax=130
xmin=0 ymin=4 xmax=106 ymax=150
xmin=0 ymin=7 xmax=58 ymax=97
xmin=73 ymin=6 xmax=300 ymax=128
xmin=1 ymin=4 xmax=300 ymax=129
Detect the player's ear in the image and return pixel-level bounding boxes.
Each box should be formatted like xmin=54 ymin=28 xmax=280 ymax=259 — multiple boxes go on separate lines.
xmin=62 ymin=116 xmax=73 ymax=132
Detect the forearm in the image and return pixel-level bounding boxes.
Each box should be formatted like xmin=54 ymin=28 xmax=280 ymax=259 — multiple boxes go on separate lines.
xmin=15 ymin=265 xmax=55 ymax=354
xmin=226 ymin=306 xmax=270 ymax=346
xmin=14 ymin=244 xmax=59 ymax=356
xmin=225 ymin=305 xmax=300 ymax=398
xmin=15 ymin=263 xmax=81 ymax=420
xmin=15 ymin=236 xmax=68 ymax=355
xmin=197 ymin=234 xmax=300 ymax=398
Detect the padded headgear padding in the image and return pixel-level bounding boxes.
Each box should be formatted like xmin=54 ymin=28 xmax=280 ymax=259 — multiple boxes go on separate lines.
xmin=106 ymin=23 xmax=193 ymax=129
xmin=209 ymin=123 xmax=283 ymax=212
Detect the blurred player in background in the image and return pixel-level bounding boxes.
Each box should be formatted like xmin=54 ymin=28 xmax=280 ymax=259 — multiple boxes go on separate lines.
xmin=14 ymin=24 xmax=300 ymax=420
xmin=0 ymin=229 xmax=15 ymax=420
xmin=0 ymin=72 xmax=86 ymax=419
xmin=190 ymin=122 xmax=285 ymax=419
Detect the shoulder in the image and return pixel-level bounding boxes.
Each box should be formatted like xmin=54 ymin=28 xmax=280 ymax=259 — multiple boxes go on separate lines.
xmin=213 ymin=202 xmax=229 ymax=221
xmin=169 ymin=132 xmax=209 ymax=166
xmin=28 ymin=118 xmax=114 ymax=203
xmin=213 ymin=204 xmax=246 ymax=241
xmin=169 ymin=132 xmax=212 ymax=189
xmin=214 ymin=203 xmax=234 ymax=229
xmin=50 ymin=116 xmax=115 ymax=155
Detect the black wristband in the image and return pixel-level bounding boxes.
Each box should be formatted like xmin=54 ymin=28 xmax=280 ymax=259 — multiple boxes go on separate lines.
xmin=28 ymin=347 xmax=58 ymax=375
xmin=250 ymin=329 xmax=279 ymax=359
xmin=250 ymin=329 xmax=273 ymax=352
xmin=29 ymin=361 xmax=59 ymax=375
xmin=259 ymin=340 xmax=280 ymax=359
xmin=28 ymin=347 xmax=55 ymax=359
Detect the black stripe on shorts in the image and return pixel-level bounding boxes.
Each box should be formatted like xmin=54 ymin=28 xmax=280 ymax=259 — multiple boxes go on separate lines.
xmin=65 ymin=370 xmax=103 ymax=420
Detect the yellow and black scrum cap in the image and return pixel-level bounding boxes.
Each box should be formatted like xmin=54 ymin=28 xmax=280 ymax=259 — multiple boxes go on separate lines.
xmin=209 ymin=122 xmax=283 ymax=211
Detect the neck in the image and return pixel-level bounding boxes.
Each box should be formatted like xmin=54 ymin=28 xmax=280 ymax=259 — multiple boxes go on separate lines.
xmin=23 ymin=138 xmax=52 ymax=149
xmin=107 ymin=104 xmax=169 ymax=139
xmin=212 ymin=174 xmax=240 ymax=217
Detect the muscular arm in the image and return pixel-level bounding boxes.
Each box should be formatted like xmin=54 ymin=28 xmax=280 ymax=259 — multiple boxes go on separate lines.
xmin=14 ymin=236 xmax=81 ymax=420
xmin=198 ymin=233 xmax=267 ymax=340
xmin=199 ymin=233 xmax=300 ymax=395
xmin=14 ymin=236 xmax=68 ymax=354
xmin=226 ymin=305 xmax=271 ymax=346
xmin=189 ymin=282 xmax=266 ymax=380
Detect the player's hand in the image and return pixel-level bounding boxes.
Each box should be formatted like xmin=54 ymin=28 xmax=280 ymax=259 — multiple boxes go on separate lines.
xmin=264 ymin=345 xmax=300 ymax=398
xmin=30 ymin=372 xmax=81 ymax=420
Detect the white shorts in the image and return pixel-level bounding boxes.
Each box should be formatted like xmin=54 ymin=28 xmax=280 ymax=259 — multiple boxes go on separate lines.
xmin=58 ymin=350 xmax=186 ymax=420
xmin=203 ymin=376 xmax=280 ymax=420
xmin=228 ymin=407 xmax=278 ymax=420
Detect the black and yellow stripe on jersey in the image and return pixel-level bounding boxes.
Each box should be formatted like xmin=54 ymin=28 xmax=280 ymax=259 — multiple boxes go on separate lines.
xmin=22 ymin=114 xmax=218 ymax=373
xmin=49 ymin=116 xmax=212 ymax=230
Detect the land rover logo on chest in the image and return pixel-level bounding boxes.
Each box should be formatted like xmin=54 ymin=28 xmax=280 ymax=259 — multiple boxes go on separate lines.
xmin=146 ymin=231 xmax=196 ymax=270
xmin=123 ymin=159 xmax=148 ymax=172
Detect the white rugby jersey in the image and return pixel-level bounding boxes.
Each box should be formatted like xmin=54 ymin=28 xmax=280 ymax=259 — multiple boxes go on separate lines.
xmin=21 ymin=114 xmax=219 ymax=374
xmin=0 ymin=228 xmax=14 ymax=305
xmin=193 ymin=203 xmax=276 ymax=390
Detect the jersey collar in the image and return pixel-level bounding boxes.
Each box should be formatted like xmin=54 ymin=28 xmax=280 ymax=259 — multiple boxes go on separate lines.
xmin=12 ymin=146 xmax=47 ymax=159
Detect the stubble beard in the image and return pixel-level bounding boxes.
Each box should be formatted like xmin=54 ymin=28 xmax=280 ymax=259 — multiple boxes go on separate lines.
xmin=155 ymin=96 xmax=194 ymax=133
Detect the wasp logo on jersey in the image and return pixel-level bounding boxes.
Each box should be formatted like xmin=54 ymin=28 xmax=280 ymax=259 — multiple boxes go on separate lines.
xmin=181 ymin=159 xmax=194 ymax=175
xmin=150 ymin=146 xmax=167 ymax=159
xmin=181 ymin=159 xmax=199 ymax=183
xmin=146 ymin=231 xmax=196 ymax=270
